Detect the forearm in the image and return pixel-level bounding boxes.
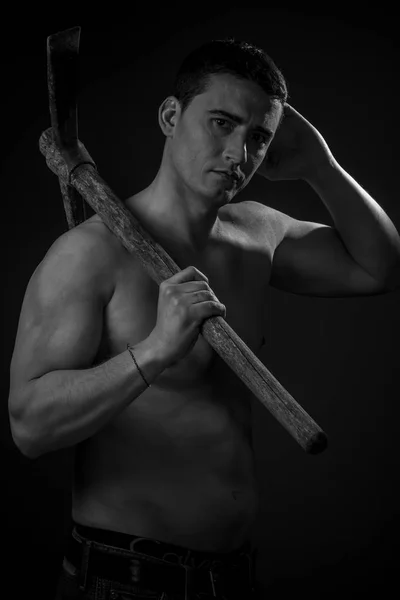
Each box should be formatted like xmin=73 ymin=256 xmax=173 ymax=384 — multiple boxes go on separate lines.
xmin=11 ymin=338 xmax=167 ymax=458
xmin=305 ymin=158 xmax=400 ymax=288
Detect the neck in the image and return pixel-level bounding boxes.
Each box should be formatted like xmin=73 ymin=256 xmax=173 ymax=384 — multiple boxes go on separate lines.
xmin=126 ymin=167 xmax=225 ymax=263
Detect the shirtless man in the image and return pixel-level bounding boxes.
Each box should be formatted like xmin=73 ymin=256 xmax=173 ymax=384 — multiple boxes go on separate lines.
xmin=8 ymin=39 xmax=400 ymax=599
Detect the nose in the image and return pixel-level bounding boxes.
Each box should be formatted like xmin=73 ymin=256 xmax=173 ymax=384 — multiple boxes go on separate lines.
xmin=222 ymin=132 xmax=247 ymax=167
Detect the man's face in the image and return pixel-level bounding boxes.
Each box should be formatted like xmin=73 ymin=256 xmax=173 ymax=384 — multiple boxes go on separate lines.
xmin=165 ymin=72 xmax=283 ymax=204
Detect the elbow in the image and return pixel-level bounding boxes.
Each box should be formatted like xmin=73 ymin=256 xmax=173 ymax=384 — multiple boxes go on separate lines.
xmin=8 ymin=385 xmax=47 ymax=459
xmin=381 ymin=262 xmax=400 ymax=292
xmin=382 ymin=281 xmax=400 ymax=293
xmin=366 ymin=256 xmax=400 ymax=294
xmin=9 ymin=417 xmax=44 ymax=459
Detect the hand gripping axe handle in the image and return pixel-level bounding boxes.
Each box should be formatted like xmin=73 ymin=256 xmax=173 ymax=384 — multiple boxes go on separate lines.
xmin=39 ymin=26 xmax=328 ymax=454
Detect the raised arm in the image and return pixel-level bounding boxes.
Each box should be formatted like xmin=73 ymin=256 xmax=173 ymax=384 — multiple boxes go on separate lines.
xmin=256 ymin=104 xmax=400 ymax=296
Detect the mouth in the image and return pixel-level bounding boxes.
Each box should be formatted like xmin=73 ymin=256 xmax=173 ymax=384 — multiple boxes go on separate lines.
xmin=213 ymin=171 xmax=241 ymax=185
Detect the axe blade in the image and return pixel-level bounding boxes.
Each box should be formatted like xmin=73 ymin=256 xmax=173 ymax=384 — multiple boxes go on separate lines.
xmin=47 ymin=25 xmax=94 ymax=226
xmin=47 ymin=26 xmax=81 ymax=152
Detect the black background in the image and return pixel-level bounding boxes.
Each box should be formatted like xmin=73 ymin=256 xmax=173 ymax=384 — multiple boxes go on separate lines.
xmin=2 ymin=6 xmax=399 ymax=599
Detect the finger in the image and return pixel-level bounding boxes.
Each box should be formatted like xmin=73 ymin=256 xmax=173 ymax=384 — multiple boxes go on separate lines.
xmin=162 ymin=266 xmax=209 ymax=286
xmin=178 ymin=281 xmax=210 ymax=294
xmin=191 ymin=300 xmax=226 ymax=321
xmin=188 ymin=290 xmax=216 ymax=305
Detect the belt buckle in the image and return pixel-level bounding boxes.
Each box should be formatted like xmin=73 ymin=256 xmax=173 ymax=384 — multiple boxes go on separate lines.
xmin=131 ymin=554 xmax=192 ymax=599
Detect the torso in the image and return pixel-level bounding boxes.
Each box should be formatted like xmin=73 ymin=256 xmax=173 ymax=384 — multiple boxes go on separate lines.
xmin=72 ymin=199 xmax=277 ymax=552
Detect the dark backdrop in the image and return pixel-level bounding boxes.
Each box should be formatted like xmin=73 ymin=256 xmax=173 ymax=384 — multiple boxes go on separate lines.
xmin=2 ymin=7 xmax=399 ymax=599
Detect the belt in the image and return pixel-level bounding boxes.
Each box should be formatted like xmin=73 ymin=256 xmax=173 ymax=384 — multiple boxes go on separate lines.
xmin=65 ymin=529 xmax=254 ymax=598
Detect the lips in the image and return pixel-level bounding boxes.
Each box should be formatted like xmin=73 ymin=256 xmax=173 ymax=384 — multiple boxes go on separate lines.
xmin=213 ymin=170 xmax=241 ymax=184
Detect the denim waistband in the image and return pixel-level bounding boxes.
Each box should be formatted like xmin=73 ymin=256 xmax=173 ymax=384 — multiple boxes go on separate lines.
xmin=68 ymin=522 xmax=256 ymax=597
xmin=72 ymin=522 xmax=254 ymax=571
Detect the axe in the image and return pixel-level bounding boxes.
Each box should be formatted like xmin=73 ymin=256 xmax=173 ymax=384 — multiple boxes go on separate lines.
xmin=39 ymin=26 xmax=328 ymax=455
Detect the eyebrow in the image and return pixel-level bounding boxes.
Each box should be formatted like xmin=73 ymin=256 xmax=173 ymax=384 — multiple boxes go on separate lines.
xmin=207 ymin=109 xmax=274 ymax=137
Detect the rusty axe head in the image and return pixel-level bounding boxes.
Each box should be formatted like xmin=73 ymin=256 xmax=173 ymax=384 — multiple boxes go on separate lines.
xmin=47 ymin=26 xmax=95 ymax=178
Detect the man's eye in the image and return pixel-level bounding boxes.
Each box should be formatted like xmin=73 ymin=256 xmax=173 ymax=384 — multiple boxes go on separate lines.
xmin=213 ymin=118 xmax=230 ymax=129
xmin=253 ymin=133 xmax=267 ymax=145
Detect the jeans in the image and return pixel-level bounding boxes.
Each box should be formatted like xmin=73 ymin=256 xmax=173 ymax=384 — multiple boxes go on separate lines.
xmin=54 ymin=523 xmax=262 ymax=600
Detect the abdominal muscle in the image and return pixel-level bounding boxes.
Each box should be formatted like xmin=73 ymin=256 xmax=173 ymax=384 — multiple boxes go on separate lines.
xmin=72 ymin=355 xmax=260 ymax=553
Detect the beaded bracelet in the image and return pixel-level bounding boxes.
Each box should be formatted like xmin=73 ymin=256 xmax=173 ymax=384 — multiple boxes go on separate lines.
xmin=126 ymin=343 xmax=150 ymax=387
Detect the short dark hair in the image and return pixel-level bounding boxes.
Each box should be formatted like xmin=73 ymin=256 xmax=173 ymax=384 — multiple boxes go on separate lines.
xmin=172 ymin=38 xmax=288 ymax=114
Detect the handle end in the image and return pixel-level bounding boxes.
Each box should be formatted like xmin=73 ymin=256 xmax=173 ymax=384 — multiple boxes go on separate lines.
xmin=306 ymin=431 xmax=328 ymax=455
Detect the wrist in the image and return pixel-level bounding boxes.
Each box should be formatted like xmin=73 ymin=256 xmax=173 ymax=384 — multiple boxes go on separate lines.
xmin=127 ymin=336 xmax=169 ymax=384
xmin=303 ymin=155 xmax=339 ymax=187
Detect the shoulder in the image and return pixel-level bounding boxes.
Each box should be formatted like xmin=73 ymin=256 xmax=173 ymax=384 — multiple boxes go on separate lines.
xmin=224 ymin=200 xmax=289 ymax=249
xmin=32 ymin=215 xmax=120 ymax=305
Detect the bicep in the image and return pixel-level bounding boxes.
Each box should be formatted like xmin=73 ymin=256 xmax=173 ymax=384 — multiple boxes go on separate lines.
xmin=269 ymin=217 xmax=382 ymax=297
xmin=9 ymin=230 xmax=111 ymax=405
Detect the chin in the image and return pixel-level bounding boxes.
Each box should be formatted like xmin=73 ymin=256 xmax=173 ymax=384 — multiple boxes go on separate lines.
xmin=211 ymin=190 xmax=235 ymax=205
xmin=201 ymin=186 xmax=228 ymax=202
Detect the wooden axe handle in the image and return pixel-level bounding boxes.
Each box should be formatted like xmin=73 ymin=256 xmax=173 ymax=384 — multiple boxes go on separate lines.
xmin=39 ymin=128 xmax=327 ymax=454
xmin=58 ymin=178 xmax=87 ymax=228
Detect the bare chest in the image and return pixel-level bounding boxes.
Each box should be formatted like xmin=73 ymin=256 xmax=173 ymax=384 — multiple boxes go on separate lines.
xmin=99 ymin=221 xmax=271 ymax=387
xmin=90 ymin=216 xmax=272 ymax=456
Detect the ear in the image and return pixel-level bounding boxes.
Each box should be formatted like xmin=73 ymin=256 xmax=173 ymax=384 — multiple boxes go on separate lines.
xmin=158 ymin=96 xmax=181 ymax=137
